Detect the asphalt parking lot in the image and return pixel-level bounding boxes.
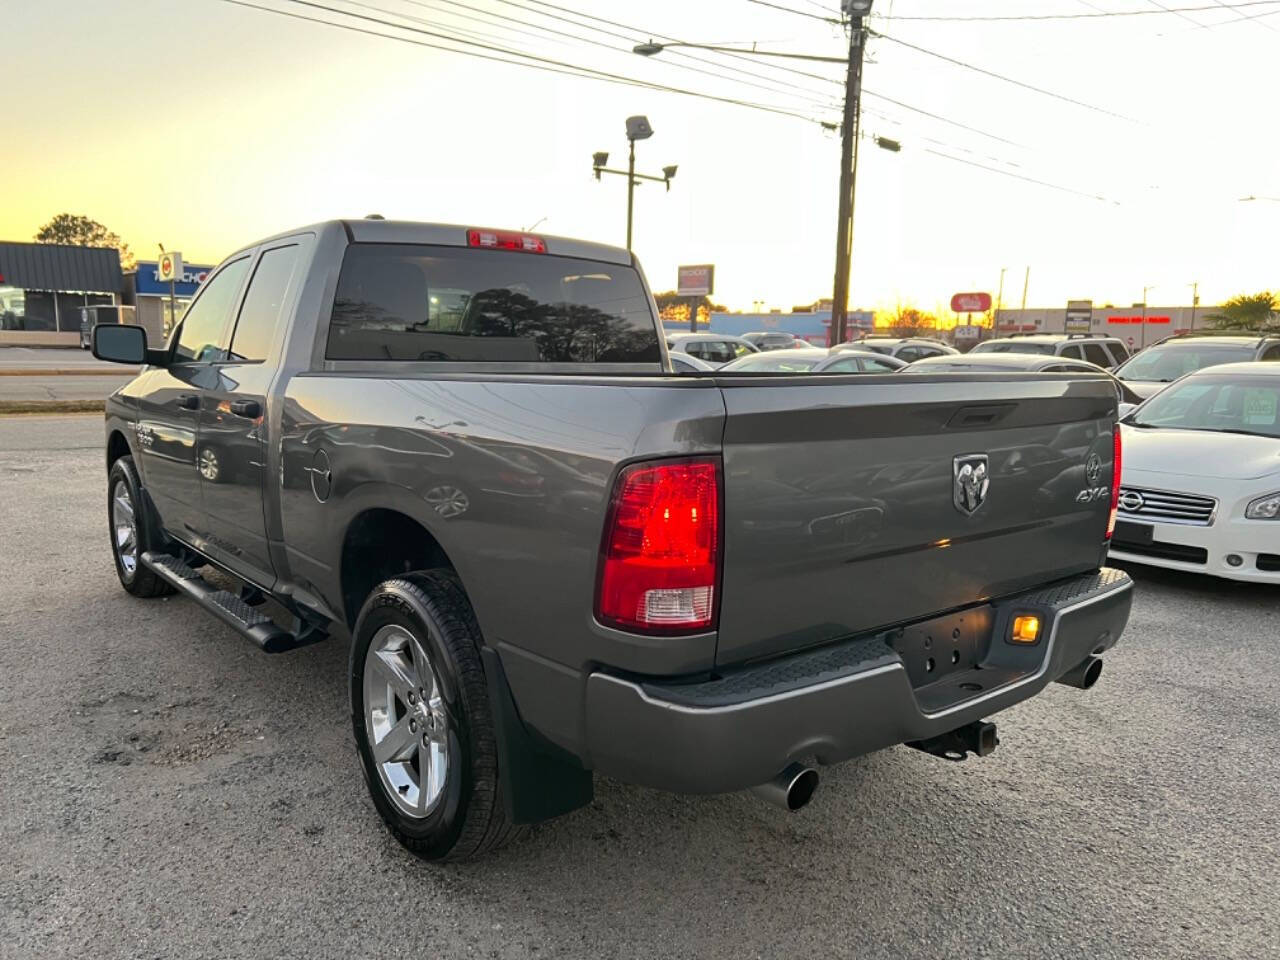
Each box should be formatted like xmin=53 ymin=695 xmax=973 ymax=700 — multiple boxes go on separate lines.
xmin=3 ymin=414 xmax=1278 ymax=959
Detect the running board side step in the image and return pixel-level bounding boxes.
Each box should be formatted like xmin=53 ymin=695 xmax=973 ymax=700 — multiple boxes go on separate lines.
xmin=141 ymin=551 xmax=322 ymax=654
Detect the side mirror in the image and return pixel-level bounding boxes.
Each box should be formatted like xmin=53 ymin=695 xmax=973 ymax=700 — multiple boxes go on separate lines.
xmin=92 ymin=324 xmax=150 ymax=365
xmin=1117 ymin=402 xmax=1137 ymax=420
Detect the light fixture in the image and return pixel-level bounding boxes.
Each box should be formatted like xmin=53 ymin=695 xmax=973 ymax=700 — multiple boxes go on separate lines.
xmin=633 ymin=40 xmax=663 ymax=56
xmin=625 ymin=115 xmax=654 ymax=142
xmin=1010 ymin=614 xmax=1041 ymax=644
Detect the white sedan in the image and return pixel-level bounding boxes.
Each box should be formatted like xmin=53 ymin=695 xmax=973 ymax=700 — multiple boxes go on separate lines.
xmin=1110 ymin=362 xmax=1280 ymax=583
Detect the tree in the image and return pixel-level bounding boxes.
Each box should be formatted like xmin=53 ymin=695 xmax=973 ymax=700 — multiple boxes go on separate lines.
xmin=1203 ymin=291 xmax=1278 ymax=332
xmin=651 ymin=290 xmax=725 ymax=329
xmin=875 ymin=301 xmax=941 ymax=338
xmin=34 ymin=213 xmax=134 ymax=269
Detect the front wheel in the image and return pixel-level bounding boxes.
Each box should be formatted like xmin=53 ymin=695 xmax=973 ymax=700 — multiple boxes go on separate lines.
xmin=350 ymin=571 xmax=523 ymax=861
xmin=107 ymin=456 xmax=172 ymax=598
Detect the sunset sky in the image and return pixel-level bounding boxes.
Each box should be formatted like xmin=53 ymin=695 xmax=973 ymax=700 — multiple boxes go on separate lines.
xmin=5 ymin=0 xmax=1279 ymax=313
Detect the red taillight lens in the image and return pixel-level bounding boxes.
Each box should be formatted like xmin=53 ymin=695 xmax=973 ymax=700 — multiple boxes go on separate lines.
xmin=596 ymin=458 xmax=721 ymax=634
xmin=466 ymin=229 xmax=546 ymax=253
xmin=1106 ymin=424 xmax=1122 ymax=539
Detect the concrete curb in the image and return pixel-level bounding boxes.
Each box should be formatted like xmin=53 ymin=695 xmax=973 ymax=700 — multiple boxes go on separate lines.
xmin=0 ymin=368 xmax=138 ymax=377
xmin=0 ymin=400 xmax=105 ymax=415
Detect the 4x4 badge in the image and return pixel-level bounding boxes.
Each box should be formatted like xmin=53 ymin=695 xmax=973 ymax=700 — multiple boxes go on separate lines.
xmin=953 ymin=454 xmax=990 ymax=515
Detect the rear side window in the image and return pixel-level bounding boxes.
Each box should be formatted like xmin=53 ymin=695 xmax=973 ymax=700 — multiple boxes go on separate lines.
xmin=327 ymin=244 xmax=659 ymax=363
xmin=1082 ymin=343 xmax=1111 ymax=367
xmin=227 ymin=245 xmax=300 ymax=363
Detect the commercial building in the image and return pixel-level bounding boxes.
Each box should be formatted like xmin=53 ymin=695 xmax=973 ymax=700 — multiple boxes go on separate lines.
xmin=705 ymin=303 xmax=875 ymax=346
xmin=993 ymin=304 xmax=1210 ymax=350
xmin=123 ymin=260 xmax=213 ymax=344
xmin=0 ymin=242 xmax=121 ymax=345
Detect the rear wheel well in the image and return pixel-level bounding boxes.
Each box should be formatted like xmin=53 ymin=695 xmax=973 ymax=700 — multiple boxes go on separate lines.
xmin=107 ymin=430 xmax=131 ymax=471
xmin=340 ymin=509 xmax=455 ymax=628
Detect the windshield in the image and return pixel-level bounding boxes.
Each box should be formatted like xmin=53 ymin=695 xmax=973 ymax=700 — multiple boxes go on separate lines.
xmin=1128 ymin=376 xmax=1280 ymax=438
xmin=1115 ymin=343 xmax=1253 ymax=382
xmin=720 ymin=352 xmax=823 ymax=372
xmin=970 ymin=341 xmax=1055 ymax=355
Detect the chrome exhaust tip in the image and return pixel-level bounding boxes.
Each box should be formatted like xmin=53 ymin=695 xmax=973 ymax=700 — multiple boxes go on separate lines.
xmin=749 ymin=762 xmax=819 ymax=812
xmin=1056 ymin=655 xmax=1103 ymax=690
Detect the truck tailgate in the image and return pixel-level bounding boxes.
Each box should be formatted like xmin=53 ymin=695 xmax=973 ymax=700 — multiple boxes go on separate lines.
xmin=714 ymin=374 xmax=1117 ymax=667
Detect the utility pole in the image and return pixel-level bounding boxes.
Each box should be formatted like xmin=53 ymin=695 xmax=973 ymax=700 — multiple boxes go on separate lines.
xmin=1020 ymin=266 xmax=1030 ymax=311
xmin=1189 ymin=281 xmax=1199 ymax=332
xmin=994 ymin=267 xmax=1006 ymax=331
xmin=1141 ymin=285 xmax=1154 ymax=349
xmin=830 ymin=2 xmax=873 ymax=347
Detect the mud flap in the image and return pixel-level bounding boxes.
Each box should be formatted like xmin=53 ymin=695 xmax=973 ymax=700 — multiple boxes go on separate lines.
xmin=480 ymin=647 xmax=594 ymax=825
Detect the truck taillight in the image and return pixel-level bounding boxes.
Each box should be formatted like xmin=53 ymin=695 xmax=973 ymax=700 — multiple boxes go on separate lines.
xmin=466 ymin=229 xmax=546 ymax=253
xmin=596 ymin=458 xmax=721 ymax=634
xmin=1106 ymin=424 xmax=1122 ymax=539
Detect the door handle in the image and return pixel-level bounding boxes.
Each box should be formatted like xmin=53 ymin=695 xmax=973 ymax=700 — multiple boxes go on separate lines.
xmin=177 ymin=394 xmax=200 ymax=411
xmin=229 ymin=399 xmax=262 ymax=419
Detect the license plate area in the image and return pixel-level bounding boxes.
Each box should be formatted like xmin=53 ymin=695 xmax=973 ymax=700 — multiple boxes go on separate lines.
xmin=885 ymin=606 xmax=994 ymax=689
xmin=1113 ymin=520 xmax=1154 ymax=546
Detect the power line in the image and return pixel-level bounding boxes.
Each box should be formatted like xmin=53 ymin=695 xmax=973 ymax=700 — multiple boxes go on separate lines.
xmin=886 ymin=0 xmax=1280 ymax=20
xmin=471 ymin=0 xmax=844 ymax=106
xmin=922 ymin=148 xmax=1120 ymax=204
xmin=515 ymin=0 xmax=1031 ymax=148
xmin=1202 ymin=0 xmax=1280 ymax=28
xmin=745 ymin=0 xmax=842 ymax=24
xmin=871 ymin=30 xmax=1136 ymax=121
xmin=221 ymin=0 xmax=833 ymax=123
xmin=518 ymin=0 xmax=847 ymax=90
xmin=386 ymin=0 xmax=842 ymax=109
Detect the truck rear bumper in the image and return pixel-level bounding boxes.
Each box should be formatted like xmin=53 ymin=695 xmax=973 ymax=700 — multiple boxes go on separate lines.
xmin=584 ymin=568 xmax=1132 ymax=794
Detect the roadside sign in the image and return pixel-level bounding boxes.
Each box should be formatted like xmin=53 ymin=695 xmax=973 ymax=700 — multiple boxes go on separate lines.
xmin=950 ymin=292 xmax=991 ymax=313
xmin=954 ymin=324 xmax=980 ymax=340
xmin=1066 ymin=299 xmax=1092 ymax=333
xmin=677 ymin=264 xmax=714 ymax=297
xmin=158 ymin=252 xmax=184 ymax=283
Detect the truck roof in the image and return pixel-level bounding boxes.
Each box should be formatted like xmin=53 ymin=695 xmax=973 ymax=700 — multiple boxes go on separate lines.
xmin=226 ymin=219 xmax=634 ymax=267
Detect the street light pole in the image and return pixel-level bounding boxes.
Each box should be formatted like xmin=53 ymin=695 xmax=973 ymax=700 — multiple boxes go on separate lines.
xmin=994 ymin=267 xmax=1006 ymax=331
xmin=1189 ymin=281 xmax=1199 ymax=332
xmin=592 ymin=116 xmax=676 ymax=253
xmin=1141 ymin=285 xmax=1154 ymax=349
xmin=626 ymin=139 xmax=637 ymax=253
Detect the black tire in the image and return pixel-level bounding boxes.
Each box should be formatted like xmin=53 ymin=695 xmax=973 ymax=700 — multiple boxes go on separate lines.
xmin=350 ymin=571 xmax=525 ymax=862
xmin=107 ymin=455 xmax=173 ymax=598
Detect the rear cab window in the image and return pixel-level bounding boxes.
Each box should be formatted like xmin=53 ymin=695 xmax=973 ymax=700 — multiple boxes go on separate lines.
xmin=1081 ymin=343 xmax=1111 ymax=367
xmin=326 ymin=244 xmax=660 ymax=364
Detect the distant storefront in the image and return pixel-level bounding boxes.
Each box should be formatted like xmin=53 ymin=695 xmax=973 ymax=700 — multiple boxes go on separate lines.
xmin=994 ymin=305 xmax=1209 ymax=350
xmin=122 ymin=259 xmax=214 ymax=343
xmin=705 ymin=307 xmax=875 ymax=346
xmin=0 ymin=242 xmax=122 ymax=333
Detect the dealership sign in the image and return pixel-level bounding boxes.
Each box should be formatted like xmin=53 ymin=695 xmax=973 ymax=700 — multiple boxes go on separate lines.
xmin=677 ymin=264 xmax=715 ymax=297
xmin=1066 ymin=299 xmax=1093 ymax=333
xmin=135 ymin=259 xmax=213 ymax=297
xmin=950 ymin=292 xmax=991 ymax=313
xmin=1107 ymin=315 xmax=1171 ymax=324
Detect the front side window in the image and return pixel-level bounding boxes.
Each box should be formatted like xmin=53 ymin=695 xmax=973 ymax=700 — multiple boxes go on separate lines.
xmin=327 ymin=244 xmax=660 ymax=364
xmin=227 ymin=245 xmax=300 ymax=363
xmin=863 ymin=357 xmax=900 ymax=372
xmin=173 ymin=257 xmax=250 ymax=363
xmin=730 ymin=341 xmax=754 ymax=358
xmin=822 ymin=357 xmax=861 ymax=373
xmin=1059 ymin=344 xmax=1084 ymax=360
xmin=1261 ymin=344 xmax=1280 ymax=361
xmin=1108 ymin=341 xmax=1130 ymax=362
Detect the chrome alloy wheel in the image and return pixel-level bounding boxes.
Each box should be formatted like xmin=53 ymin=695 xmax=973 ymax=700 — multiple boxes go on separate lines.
xmin=424 ymin=484 xmax=470 ymax=519
xmin=198 ymin=447 xmax=219 ymax=482
xmin=111 ymin=480 xmax=138 ymax=576
xmin=364 ymin=624 xmax=450 ymax=818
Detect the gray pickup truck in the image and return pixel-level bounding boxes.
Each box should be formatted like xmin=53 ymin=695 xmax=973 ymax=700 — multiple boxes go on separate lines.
xmin=93 ymin=219 xmax=1133 ymax=861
